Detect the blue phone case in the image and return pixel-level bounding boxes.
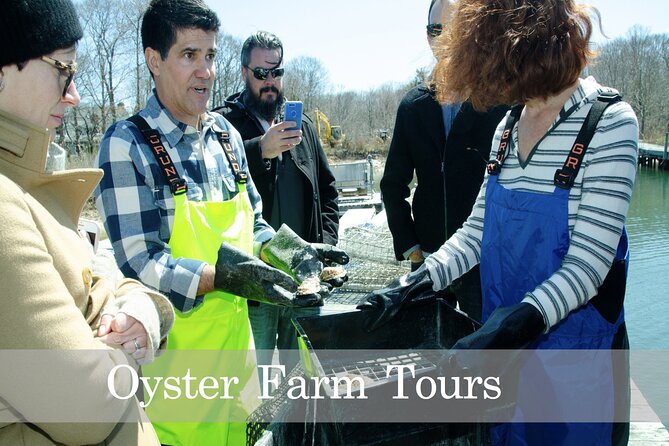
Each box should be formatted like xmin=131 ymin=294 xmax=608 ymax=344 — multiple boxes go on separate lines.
xmin=284 ymin=101 xmax=303 ymax=131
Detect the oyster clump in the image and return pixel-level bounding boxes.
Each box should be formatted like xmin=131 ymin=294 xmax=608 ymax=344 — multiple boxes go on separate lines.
xmin=297 ymin=277 xmax=321 ymax=296
xmin=320 ymin=266 xmax=346 ymax=282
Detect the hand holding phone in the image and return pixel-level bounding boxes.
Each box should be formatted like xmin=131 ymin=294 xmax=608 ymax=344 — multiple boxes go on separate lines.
xmin=284 ymin=101 xmax=303 ymax=131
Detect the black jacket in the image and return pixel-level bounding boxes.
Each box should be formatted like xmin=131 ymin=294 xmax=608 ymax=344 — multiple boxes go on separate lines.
xmin=381 ymin=85 xmax=509 ymax=260
xmin=214 ymin=93 xmax=339 ymax=245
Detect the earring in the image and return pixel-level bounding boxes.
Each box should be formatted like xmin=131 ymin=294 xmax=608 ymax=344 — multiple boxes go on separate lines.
xmin=0 ymin=78 xmax=4 ymax=93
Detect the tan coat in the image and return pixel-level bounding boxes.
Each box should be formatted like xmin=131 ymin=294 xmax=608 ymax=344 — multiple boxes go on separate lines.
xmin=0 ymin=110 xmax=170 ymax=445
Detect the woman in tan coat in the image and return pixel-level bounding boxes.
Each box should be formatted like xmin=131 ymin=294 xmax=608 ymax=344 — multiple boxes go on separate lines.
xmin=0 ymin=1 xmax=174 ymax=444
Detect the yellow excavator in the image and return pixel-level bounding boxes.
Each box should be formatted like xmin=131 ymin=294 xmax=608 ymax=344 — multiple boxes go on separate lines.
xmin=313 ymin=109 xmax=345 ymax=148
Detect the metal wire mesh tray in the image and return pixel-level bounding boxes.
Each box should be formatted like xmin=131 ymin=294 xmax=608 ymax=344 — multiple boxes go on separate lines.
xmin=326 ymin=221 xmax=411 ymax=306
xmin=340 ymin=258 xmax=409 ymax=292
xmin=324 ymin=288 xmax=369 ymax=306
xmin=324 ymin=258 xmax=410 ymax=306
xmin=294 ymin=297 xmax=480 ymax=396
xmin=337 ymin=225 xmax=403 ymax=265
xmin=321 ymin=351 xmax=442 ymax=396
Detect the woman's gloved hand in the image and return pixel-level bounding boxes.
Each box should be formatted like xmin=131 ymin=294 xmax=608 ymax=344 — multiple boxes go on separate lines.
xmin=356 ymin=266 xmax=435 ymax=331
xmin=439 ymin=302 xmax=546 ymax=378
xmin=261 ymin=224 xmax=349 ymax=304
xmin=214 ymin=242 xmax=318 ymax=307
xmin=451 ymin=302 xmax=545 ymax=351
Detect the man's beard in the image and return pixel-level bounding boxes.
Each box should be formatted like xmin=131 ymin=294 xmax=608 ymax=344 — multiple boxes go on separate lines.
xmin=244 ymin=84 xmax=284 ymax=122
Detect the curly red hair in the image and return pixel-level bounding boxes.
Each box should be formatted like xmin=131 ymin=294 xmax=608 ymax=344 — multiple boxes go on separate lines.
xmin=432 ymin=0 xmax=598 ymax=110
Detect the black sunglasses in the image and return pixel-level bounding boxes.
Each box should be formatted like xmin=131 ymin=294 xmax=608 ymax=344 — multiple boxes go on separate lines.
xmin=41 ymin=55 xmax=77 ymax=97
xmin=427 ymin=23 xmax=443 ymax=38
xmin=245 ymin=65 xmax=285 ymax=81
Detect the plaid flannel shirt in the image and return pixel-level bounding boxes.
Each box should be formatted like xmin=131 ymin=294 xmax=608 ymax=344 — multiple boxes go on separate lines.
xmin=95 ymin=93 xmax=274 ymax=312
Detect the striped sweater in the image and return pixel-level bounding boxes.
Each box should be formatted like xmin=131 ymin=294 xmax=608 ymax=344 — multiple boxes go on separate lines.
xmin=425 ymin=76 xmax=639 ymax=329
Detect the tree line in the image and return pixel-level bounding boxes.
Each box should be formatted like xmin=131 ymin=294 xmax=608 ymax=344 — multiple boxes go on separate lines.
xmin=59 ymin=0 xmax=669 ymax=160
xmin=590 ymin=26 xmax=669 ymax=144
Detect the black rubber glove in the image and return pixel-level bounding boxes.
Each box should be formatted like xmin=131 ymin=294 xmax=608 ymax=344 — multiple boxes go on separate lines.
xmin=440 ymin=302 xmax=546 ymax=378
xmin=451 ymin=302 xmax=545 ymax=351
xmin=356 ymin=266 xmax=435 ymax=332
xmin=310 ymin=242 xmax=350 ymax=287
xmin=214 ymin=242 xmax=319 ymax=307
xmin=262 ymin=225 xmax=349 ymax=304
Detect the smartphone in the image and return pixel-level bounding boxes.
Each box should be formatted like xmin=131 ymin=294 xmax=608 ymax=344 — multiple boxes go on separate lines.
xmin=78 ymin=218 xmax=101 ymax=253
xmin=284 ymin=101 xmax=303 ymax=131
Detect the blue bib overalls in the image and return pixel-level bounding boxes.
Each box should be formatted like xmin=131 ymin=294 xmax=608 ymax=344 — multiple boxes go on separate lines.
xmin=479 ymin=146 xmax=630 ymax=445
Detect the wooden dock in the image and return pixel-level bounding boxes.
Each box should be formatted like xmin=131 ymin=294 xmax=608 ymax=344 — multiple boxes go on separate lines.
xmin=638 ymin=141 xmax=669 ymax=169
xmin=630 ymin=379 xmax=669 ymax=444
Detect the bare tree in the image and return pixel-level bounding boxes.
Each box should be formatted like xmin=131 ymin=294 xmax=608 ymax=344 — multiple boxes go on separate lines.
xmin=77 ymin=0 xmax=133 ymax=134
xmin=283 ymin=56 xmax=329 ymax=112
xmin=321 ymin=89 xmax=358 ymax=133
xmin=211 ymin=32 xmax=244 ymax=109
xmin=121 ymin=0 xmax=152 ymax=113
xmin=592 ymin=26 xmax=669 ymax=142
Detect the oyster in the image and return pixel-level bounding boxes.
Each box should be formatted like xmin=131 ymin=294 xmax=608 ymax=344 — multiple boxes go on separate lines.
xmin=297 ymin=276 xmax=321 ymax=296
xmin=320 ymin=266 xmax=346 ymax=282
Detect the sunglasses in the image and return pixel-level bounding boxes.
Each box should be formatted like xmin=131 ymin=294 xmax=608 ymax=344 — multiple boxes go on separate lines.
xmin=427 ymin=23 xmax=443 ymax=38
xmin=245 ymin=65 xmax=285 ymax=81
xmin=41 ymin=55 xmax=77 ymax=97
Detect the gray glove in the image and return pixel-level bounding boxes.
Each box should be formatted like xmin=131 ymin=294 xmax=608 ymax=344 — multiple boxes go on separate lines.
xmin=262 ymin=225 xmax=349 ymax=304
xmin=214 ymin=242 xmax=317 ymax=307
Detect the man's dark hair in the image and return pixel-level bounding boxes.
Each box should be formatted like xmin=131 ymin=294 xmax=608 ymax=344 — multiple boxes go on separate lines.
xmin=141 ymin=0 xmax=220 ymax=59
xmin=240 ymin=31 xmax=283 ymax=68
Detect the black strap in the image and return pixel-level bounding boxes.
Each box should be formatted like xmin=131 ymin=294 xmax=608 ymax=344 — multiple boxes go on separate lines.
xmin=486 ymin=93 xmax=623 ymax=189
xmin=127 ymin=115 xmax=249 ymax=195
xmin=215 ymin=131 xmax=248 ymax=184
xmin=487 ymin=105 xmax=522 ymax=175
xmin=127 ymin=115 xmax=188 ymax=196
xmin=554 ymin=92 xmax=622 ymax=189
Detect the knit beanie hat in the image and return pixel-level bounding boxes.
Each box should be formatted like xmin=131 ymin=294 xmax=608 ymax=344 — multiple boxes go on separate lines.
xmin=0 ymin=0 xmax=83 ymax=68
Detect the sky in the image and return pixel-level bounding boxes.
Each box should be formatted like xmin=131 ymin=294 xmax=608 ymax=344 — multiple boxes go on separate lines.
xmin=209 ymin=0 xmax=669 ymax=92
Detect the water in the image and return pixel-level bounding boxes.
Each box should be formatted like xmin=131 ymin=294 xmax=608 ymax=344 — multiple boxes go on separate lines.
xmin=625 ymin=166 xmax=669 ymax=349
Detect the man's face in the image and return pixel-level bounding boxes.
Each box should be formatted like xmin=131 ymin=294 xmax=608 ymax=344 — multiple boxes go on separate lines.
xmin=428 ymin=0 xmax=452 ymax=56
xmin=147 ymin=28 xmax=217 ymax=127
xmin=242 ymin=47 xmax=284 ymax=122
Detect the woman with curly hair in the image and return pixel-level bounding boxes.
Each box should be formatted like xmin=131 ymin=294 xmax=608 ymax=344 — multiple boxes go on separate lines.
xmin=361 ymin=1 xmax=637 ymax=444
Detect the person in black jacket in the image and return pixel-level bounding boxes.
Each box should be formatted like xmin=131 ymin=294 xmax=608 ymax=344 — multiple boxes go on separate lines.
xmin=380 ymin=0 xmax=508 ymax=321
xmin=213 ymin=31 xmax=339 ymax=380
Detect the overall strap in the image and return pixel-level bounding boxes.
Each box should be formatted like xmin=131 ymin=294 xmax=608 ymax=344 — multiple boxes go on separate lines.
xmin=127 ymin=114 xmax=188 ymax=196
xmin=487 ymin=105 xmax=523 ymax=175
xmin=554 ymin=92 xmax=622 ymax=189
xmin=215 ymin=131 xmax=248 ymax=185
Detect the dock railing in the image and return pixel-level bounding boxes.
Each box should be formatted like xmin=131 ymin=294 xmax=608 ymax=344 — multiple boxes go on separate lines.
xmin=638 ymin=137 xmax=669 ymax=170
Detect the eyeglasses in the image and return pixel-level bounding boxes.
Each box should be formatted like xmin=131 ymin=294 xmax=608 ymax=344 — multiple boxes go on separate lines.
xmin=244 ymin=65 xmax=285 ymax=81
xmin=427 ymin=23 xmax=443 ymax=38
xmin=41 ymin=56 xmax=77 ymax=97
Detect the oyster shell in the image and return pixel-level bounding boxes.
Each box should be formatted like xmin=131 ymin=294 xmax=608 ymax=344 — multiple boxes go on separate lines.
xmin=320 ymin=266 xmax=346 ymax=282
xmin=297 ymin=277 xmax=321 ymax=296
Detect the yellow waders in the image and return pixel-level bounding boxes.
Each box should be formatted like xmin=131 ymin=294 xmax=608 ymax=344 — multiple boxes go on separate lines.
xmin=143 ymin=184 xmax=260 ymax=446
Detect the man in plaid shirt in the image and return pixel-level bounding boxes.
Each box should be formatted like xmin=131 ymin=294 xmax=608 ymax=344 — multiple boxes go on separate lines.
xmin=95 ymin=91 xmax=275 ymax=313
xmin=92 ymin=1 xmax=344 ymax=444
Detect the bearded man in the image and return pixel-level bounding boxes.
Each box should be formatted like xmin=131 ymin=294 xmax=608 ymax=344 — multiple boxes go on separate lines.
xmin=214 ymin=30 xmax=340 ymax=381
